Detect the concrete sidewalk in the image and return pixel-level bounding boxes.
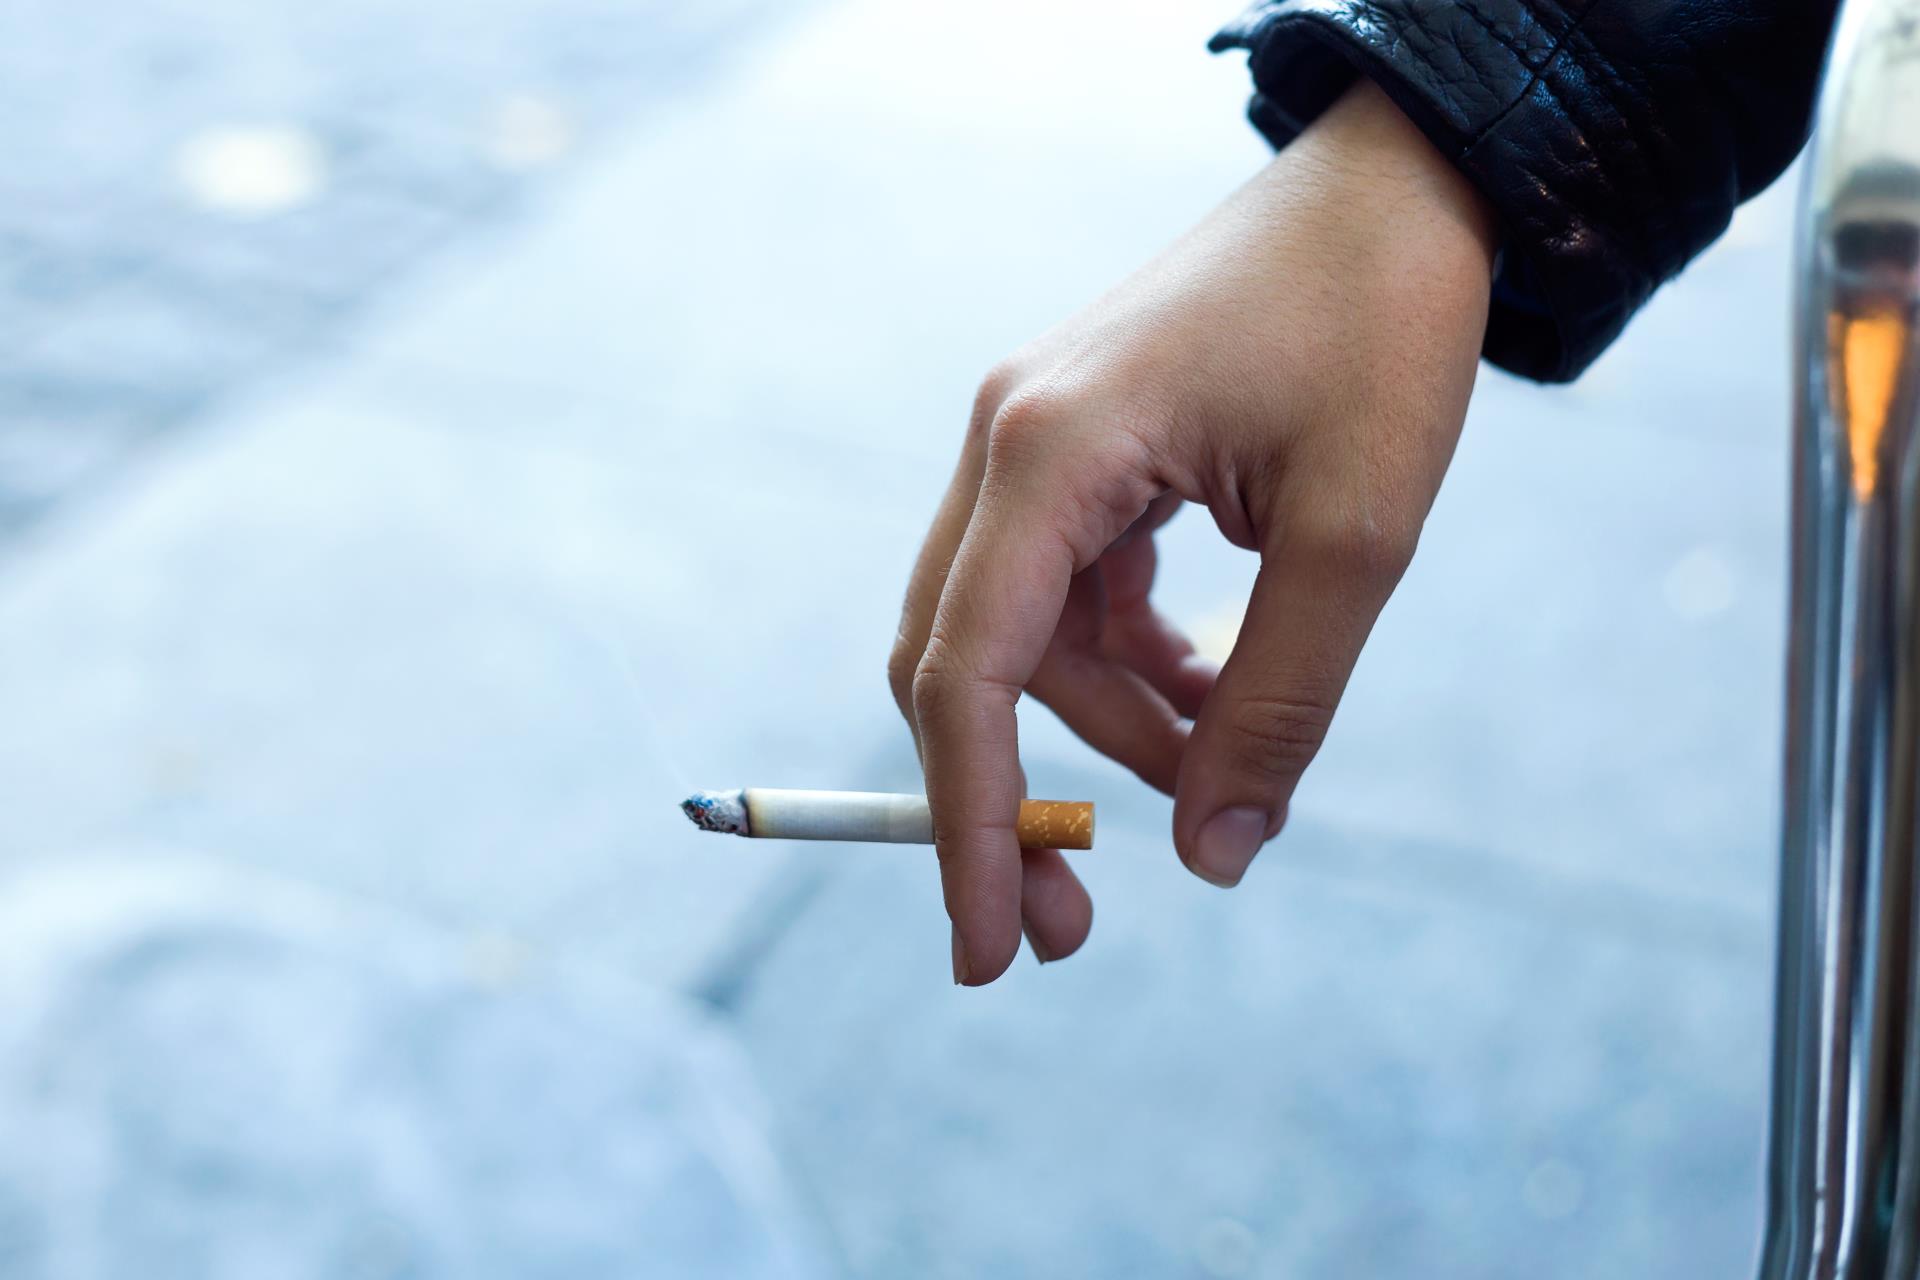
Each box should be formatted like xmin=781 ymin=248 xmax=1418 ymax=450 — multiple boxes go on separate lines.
xmin=0 ymin=0 xmax=1798 ymax=1274
xmin=0 ymin=0 xmax=798 ymax=536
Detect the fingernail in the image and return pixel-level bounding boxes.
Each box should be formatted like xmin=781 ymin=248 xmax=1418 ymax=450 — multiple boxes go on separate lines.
xmin=951 ymin=926 xmax=971 ymax=985
xmin=1191 ymin=806 xmax=1269 ymax=887
xmin=1023 ymin=918 xmax=1054 ymax=965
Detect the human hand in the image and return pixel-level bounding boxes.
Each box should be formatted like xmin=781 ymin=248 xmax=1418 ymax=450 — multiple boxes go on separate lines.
xmin=888 ymin=79 xmax=1497 ymax=985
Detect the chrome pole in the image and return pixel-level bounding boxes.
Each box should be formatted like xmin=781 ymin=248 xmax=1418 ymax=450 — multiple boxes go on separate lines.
xmin=1763 ymin=1 xmax=1920 ymax=1276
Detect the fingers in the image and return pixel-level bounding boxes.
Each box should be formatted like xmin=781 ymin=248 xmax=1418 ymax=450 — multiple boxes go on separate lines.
xmin=1171 ymin=503 xmax=1415 ymax=888
xmin=888 ymin=416 xmax=991 ymax=750
xmin=914 ymin=505 xmax=1075 ymax=985
xmin=1097 ymin=529 xmax=1218 ymax=717
xmin=1030 ymin=651 xmax=1190 ymax=796
xmin=1019 ymin=848 xmax=1093 ymax=963
xmin=1028 ymin=567 xmax=1189 ymax=794
xmin=914 ymin=419 xmax=1147 ymax=985
xmin=1113 ymin=490 xmax=1184 ymax=546
xmin=890 ymin=383 xmax=1098 ymax=979
xmin=894 ymin=379 xmax=1123 ymax=982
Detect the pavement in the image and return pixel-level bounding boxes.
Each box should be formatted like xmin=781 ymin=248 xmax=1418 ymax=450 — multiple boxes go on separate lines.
xmin=0 ymin=0 xmax=1803 ymax=1276
xmin=0 ymin=0 xmax=794 ymax=537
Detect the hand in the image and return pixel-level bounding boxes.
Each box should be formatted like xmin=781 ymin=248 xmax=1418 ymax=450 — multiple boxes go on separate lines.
xmin=888 ymin=79 xmax=1497 ymax=985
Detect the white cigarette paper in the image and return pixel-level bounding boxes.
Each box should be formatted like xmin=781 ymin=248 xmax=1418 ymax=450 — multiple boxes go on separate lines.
xmin=680 ymin=788 xmax=1094 ymax=851
xmin=748 ymin=789 xmax=935 ymax=842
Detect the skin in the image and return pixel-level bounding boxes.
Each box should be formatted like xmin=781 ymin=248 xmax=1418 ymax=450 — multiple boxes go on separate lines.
xmin=887 ymin=79 xmax=1498 ymax=986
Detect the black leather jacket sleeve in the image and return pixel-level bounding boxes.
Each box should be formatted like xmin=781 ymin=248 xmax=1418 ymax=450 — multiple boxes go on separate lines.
xmin=1210 ymin=0 xmax=1841 ymax=382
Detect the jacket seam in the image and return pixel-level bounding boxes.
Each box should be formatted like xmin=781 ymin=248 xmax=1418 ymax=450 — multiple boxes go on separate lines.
xmin=1449 ymin=0 xmax=1535 ymax=72
xmin=1463 ymin=0 xmax=1605 ymax=153
xmin=1443 ymin=0 xmax=1536 ymax=79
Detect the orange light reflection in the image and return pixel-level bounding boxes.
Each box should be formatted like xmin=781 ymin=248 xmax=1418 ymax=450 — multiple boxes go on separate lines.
xmin=1831 ymin=304 xmax=1913 ymax=499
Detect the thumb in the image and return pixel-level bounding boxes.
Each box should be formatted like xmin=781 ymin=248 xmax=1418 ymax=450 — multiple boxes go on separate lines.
xmin=1171 ymin=514 xmax=1410 ymax=886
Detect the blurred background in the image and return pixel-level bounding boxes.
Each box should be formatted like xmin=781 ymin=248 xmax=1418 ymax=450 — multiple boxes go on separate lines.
xmin=0 ymin=0 xmax=1799 ymax=1276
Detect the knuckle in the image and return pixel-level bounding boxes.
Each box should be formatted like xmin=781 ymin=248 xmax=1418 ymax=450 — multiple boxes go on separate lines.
xmin=1224 ymin=692 xmax=1336 ymax=781
xmin=1298 ymin=510 xmax=1420 ymax=586
xmin=984 ymin=389 xmax=1160 ymax=569
xmin=969 ymin=361 xmax=1021 ymax=439
xmin=910 ymin=644 xmax=958 ymax=726
xmin=984 ymin=389 xmax=1062 ymax=461
xmin=886 ymin=641 xmax=919 ymax=711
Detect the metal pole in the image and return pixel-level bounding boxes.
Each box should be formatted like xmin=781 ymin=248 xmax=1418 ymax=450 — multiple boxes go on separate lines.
xmin=1762 ymin=0 xmax=1920 ymax=1275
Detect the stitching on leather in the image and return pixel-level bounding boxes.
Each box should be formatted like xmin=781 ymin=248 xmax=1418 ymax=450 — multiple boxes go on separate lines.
xmin=1463 ymin=0 xmax=1603 ymax=151
xmin=1455 ymin=0 xmax=1536 ymax=55
xmin=1450 ymin=0 xmax=1534 ymax=71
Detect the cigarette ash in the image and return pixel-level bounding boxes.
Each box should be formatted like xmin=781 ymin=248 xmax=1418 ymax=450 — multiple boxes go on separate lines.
xmin=680 ymin=788 xmax=749 ymax=836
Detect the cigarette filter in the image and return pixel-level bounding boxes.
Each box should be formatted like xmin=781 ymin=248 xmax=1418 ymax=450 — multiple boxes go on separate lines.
xmin=680 ymin=788 xmax=1094 ymax=851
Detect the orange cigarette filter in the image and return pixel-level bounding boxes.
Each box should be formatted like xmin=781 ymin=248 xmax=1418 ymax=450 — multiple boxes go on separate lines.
xmin=1016 ymin=799 xmax=1094 ymax=850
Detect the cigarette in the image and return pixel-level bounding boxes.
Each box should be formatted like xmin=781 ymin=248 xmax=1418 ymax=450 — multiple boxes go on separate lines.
xmin=680 ymin=788 xmax=1094 ymax=851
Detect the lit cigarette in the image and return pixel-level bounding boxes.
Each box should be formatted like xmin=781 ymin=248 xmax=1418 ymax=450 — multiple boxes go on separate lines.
xmin=680 ymin=788 xmax=1094 ymax=851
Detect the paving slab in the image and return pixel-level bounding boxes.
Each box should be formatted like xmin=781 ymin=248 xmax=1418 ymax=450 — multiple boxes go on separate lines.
xmin=0 ymin=0 xmax=808 ymax=533
xmin=0 ymin=858 xmax=829 ymax=1279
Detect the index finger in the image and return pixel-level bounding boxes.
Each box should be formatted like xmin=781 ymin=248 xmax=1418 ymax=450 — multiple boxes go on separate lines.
xmin=912 ymin=477 xmax=1080 ymax=986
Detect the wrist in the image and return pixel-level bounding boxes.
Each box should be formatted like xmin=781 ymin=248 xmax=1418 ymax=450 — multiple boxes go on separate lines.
xmin=1313 ymin=77 xmax=1499 ymax=279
